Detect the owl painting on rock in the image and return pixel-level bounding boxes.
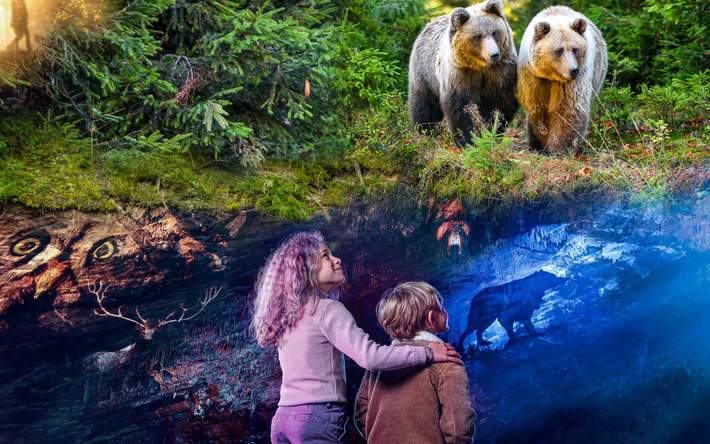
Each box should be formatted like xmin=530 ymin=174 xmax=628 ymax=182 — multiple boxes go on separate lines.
xmin=0 ymin=208 xmax=225 ymax=333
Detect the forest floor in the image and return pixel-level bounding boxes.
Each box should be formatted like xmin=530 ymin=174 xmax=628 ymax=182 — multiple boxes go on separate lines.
xmin=2 ymin=95 xmax=709 ymax=219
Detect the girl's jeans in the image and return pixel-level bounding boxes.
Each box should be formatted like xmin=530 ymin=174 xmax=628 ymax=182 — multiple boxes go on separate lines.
xmin=271 ymin=402 xmax=347 ymax=444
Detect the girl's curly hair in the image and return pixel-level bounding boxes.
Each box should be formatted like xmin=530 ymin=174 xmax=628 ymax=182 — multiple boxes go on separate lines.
xmin=250 ymin=231 xmax=338 ymax=347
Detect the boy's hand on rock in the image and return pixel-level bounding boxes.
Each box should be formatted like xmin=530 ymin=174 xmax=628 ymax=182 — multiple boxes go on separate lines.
xmin=430 ymin=342 xmax=463 ymax=365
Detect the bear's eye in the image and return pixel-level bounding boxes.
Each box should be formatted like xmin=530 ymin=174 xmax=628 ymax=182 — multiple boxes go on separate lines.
xmin=492 ymin=31 xmax=498 ymax=38
xmin=474 ymin=34 xmax=482 ymax=41
xmin=572 ymin=47 xmax=579 ymax=55
xmin=555 ymin=48 xmax=563 ymax=57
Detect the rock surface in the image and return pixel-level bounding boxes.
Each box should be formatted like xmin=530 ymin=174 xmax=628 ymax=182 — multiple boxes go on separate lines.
xmin=2 ymin=200 xmax=710 ymax=443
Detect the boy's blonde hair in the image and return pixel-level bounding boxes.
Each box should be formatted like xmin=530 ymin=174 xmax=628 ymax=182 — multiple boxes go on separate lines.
xmin=376 ymin=281 xmax=443 ymax=340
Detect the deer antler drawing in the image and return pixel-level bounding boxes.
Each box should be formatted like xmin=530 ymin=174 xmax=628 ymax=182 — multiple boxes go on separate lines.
xmin=89 ymin=280 xmax=222 ymax=340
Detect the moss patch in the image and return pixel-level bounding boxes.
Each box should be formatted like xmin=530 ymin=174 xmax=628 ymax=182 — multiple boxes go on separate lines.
xmin=0 ymin=111 xmax=390 ymax=219
xmin=2 ymin=91 xmax=710 ymax=219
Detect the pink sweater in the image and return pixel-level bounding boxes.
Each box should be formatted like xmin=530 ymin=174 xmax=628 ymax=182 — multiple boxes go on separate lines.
xmin=277 ymin=298 xmax=427 ymax=406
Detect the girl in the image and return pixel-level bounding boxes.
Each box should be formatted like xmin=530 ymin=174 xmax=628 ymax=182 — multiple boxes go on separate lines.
xmin=250 ymin=231 xmax=461 ymax=444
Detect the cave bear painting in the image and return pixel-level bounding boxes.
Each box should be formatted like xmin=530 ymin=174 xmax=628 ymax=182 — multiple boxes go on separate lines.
xmin=458 ymin=270 xmax=566 ymax=350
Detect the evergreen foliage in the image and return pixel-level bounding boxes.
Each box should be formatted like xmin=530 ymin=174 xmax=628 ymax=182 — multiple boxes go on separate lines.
xmin=331 ymin=0 xmax=428 ymax=108
xmin=1 ymin=0 xmax=428 ymax=165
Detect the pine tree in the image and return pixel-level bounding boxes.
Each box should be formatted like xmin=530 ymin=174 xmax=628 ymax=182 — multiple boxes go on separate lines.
xmin=1 ymin=0 xmax=428 ymax=165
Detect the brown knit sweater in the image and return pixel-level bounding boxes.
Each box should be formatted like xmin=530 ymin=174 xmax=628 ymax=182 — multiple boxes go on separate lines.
xmin=354 ymin=336 xmax=476 ymax=444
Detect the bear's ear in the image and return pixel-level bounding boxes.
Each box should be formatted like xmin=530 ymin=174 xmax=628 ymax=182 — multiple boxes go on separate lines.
xmin=571 ymin=18 xmax=587 ymax=35
xmin=535 ymin=22 xmax=551 ymax=40
xmin=482 ymin=0 xmax=504 ymax=18
xmin=450 ymin=7 xmax=471 ymax=30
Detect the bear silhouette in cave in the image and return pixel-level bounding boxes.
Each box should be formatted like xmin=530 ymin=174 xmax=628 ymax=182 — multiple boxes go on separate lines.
xmin=458 ymin=270 xmax=566 ymax=350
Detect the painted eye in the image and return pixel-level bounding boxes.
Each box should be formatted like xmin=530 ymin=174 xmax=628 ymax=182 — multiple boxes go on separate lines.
xmin=92 ymin=241 xmax=116 ymax=260
xmin=13 ymin=238 xmax=41 ymax=256
xmin=9 ymin=229 xmax=49 ymax=261
xmin=555 ymin=48 xmax=563 ymax=57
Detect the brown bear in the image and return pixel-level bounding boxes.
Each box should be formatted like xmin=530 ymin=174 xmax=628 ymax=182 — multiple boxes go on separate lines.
xmin=517 ymin=5 xmax=608 ymax=153
xmin=408 ymin=0 xmax=518 ymax=147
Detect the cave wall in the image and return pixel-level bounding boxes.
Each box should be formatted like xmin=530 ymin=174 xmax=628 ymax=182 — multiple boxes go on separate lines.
xmin=3 ymin=200 xmax=710 ymax=443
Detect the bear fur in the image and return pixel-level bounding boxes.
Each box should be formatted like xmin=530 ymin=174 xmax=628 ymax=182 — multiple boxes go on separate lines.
xmin=517 ymin=5 xmax=608 ymax=153
xmin=408 ymin=0 xmax=518 ymax=146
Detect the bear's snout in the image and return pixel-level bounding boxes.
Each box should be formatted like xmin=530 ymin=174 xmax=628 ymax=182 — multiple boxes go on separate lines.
xmin=482 ymin=37 xmax=501 ymax=64
xmin=569 ymin=68 xmax=579 ymax=79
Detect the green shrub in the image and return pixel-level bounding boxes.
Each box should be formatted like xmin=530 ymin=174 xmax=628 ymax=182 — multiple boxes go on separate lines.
xmin=463 ymin=110 xmax=515 ymax=182
xmin=588 ymin=0 xmax=709 ymax=87
xmin=635 ymin=84 xmax=683 ymax=126
xmin=672 ymin=71 xmax=710 ymax=126
xmin=592 ymin=83 xmax=636 ymax=131
xmin=333 ymin=0 xmax=428 ymax=99
xmin=635 ymin=71 xmax=710 ymax=128
xmin=334 ymin=48 xmax=401 ymax=109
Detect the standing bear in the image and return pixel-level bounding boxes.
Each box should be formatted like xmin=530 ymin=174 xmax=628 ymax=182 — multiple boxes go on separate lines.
xmin=408 ymin=0 xmax=518 ymax=147
xmin=517 ymin=5 xmax=608 ymax=153
xmin=457 ymin=271 xmax=566 ymax=351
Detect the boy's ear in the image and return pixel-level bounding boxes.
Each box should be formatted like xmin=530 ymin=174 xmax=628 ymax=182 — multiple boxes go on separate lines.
xmin=426 ymin=310 xmax=435 ymax=327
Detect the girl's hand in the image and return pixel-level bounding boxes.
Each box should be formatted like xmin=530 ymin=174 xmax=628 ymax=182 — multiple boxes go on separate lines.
xmin=430 ymin=342 xmax=463 ymax=365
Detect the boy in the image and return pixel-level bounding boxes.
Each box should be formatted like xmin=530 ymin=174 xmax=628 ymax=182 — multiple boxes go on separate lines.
xmin=354 ymin=282 xmax=476 ymax=444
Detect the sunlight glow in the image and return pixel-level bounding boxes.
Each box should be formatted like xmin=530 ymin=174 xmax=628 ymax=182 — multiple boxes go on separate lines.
xmin=0 ymin=0 xmax=75 ymax=50
xmin=0 ymin=3 xmax=11 ymax=48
